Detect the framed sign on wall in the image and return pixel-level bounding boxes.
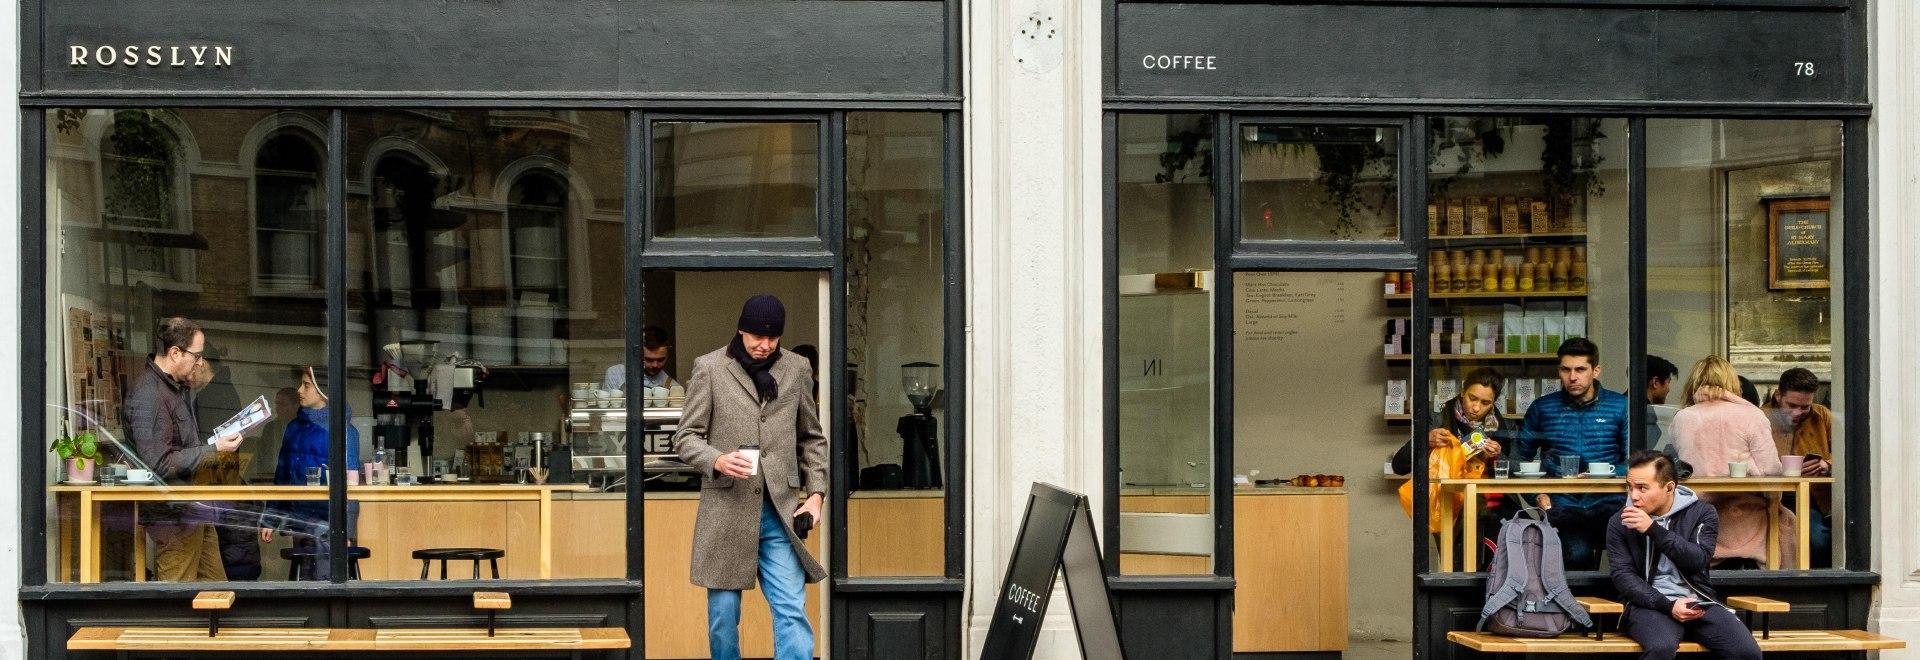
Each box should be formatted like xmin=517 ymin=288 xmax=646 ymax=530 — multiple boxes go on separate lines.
xmin=1765 ymin=196 xmax=1831 ymax=290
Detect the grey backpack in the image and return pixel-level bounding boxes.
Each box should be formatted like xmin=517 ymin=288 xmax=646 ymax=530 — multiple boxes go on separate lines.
xmin=1478 ymin=511 xmax=1593 ymax=637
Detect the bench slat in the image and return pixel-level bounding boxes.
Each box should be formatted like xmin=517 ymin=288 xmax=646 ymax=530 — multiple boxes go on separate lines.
xmin=192 ymin=591 xmax=236 ymax=610
xmin=472 ymin=591 xmax=512 ymax=610
xmin=68 ymin=626 xmax=631 ymax=652
xmin=1725 ymin=595 xmax=1791 ymax=613
xmin=1575 ymin=596 xmax=1624 ymax=615
xmin=1449 ymin=629 xmax=1904 ymax=653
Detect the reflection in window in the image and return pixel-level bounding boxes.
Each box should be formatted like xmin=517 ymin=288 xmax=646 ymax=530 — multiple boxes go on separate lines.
xmin=1115 ymin=113 xmax=1215 ymax=575
xmin=651 ymin=121 xmax=820 ymax=239
xmin=345 ymin=110 xmax=627 ymax=581
xmin=1239 ymin=124 xmax=1399 ymax=241
xmin=98 ymin=110 xmax=191 ymax=283
xmin=255 ymin=132 xmax=325 ymax=292
xmin=1648 ymin=119 xmax=1843 ymax=569
xmin=46 ymin=109 xmax=329 ymax=583
xmin=508 ymin=171 xmax=568 ymax=304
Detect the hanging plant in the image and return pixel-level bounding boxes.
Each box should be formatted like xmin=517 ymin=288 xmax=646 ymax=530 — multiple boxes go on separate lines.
xmin=1308 ymin=140 xmax=1396 ymax=239
xmin=1541 ymin=118 xmax=1608 ymax=202
xmin=1155 ymin=127 xmax=1212 ymax=184
xmin=1427 ymin=117 xmax=1510 ymax=198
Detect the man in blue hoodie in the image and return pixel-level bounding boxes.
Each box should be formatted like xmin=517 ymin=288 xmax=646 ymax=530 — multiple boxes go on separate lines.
xmin=261 ymin=367 xmax=359 ymax=580
xmin=1512 ymin=337 xmax=1630 ymax=570
xmin=1608 ymin=451 xmax=1760 ymax=660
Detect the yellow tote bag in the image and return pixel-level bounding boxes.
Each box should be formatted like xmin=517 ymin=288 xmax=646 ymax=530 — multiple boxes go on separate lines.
xmin=1398 ymin=437 xmax=1488 ymax=534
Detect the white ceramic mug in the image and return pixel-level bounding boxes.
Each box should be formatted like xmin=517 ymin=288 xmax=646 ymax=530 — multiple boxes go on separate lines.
xmin=1587 ymin=462 xmax=1613 ymax=476
xmin=126 ymin=468 xmax=153 ymax=483
xmin=1728 ymin=461 xmax=1750 ymax=478
xmin=739 ymin=444 xmax=761 ymax=476
xmin=1519 ymin=461 xmax=1543 ymax=474
xmin=1781 ymin=455 xmax=1805 ymax=477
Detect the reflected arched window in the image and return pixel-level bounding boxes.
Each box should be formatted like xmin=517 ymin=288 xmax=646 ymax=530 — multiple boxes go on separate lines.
xmin=254 ymin=132 xmax=324 ymax=292
xmin=507 ymin=171 xmax=568 ymax=304
xmin=99 ymin=110 xmax=188 ymax=281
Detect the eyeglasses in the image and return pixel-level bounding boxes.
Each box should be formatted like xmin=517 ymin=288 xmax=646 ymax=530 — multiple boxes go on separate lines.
xmin=183 ymin=348 xmax=206 ymax=363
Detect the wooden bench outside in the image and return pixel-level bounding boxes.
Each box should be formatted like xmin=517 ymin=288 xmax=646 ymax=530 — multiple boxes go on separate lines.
xmin=1455 ymin=594 xmax=1904 ymax=655
xmin=69 ymin=590 xmax=630 ymax=657
xmin=1449 ymin=629 xmax=1905 ymax=654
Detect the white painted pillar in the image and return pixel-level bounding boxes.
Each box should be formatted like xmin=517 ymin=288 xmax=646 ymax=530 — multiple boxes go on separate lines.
xmin=1871 ymin=1 xmax=1920 ymax=655
xmin=0 ymin=0 xmax=26 ymax=654
xmin=963 ymin=0 xmax=1106 ymax=657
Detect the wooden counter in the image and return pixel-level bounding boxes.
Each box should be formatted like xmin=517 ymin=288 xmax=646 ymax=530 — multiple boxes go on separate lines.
xmin=1117 ymin=488 xmax=1349 ymax=653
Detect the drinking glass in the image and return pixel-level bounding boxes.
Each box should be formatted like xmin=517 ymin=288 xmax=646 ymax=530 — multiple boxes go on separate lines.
xmin=305 ymin=466 xmax=325 ymax=486
xmin=1493 ymin=460 xmax=1511 ymax=479
xmin=1558 ymin=454 xmax=1581 ymax=478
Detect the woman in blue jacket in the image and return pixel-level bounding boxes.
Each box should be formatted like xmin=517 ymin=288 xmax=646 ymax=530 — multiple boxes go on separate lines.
xmin=260 ymin=368 xmax=359 ymax=580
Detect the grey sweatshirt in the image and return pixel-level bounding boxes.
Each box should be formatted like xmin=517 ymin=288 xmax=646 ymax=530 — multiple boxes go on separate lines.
xmin=1649 ymin=485 xmax=1701 ymax=602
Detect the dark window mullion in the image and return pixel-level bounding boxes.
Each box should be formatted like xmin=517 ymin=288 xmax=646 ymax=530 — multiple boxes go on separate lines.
xmin=1213 ymin=111 xmax=1235 ymax=579
xmin=942 ymin=110 xmax=968 ymax=580
xmin=625 ymin=108 xmax=647 ymax=584
xmin=326 ymin=108 xmax=349 ymax=583
xmin=1628 ymin=117 xmax=1648 ymax=454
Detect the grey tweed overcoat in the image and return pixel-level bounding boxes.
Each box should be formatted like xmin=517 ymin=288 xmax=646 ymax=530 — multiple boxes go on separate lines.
xmin=671 ymin=346 xmax=829 ymax=590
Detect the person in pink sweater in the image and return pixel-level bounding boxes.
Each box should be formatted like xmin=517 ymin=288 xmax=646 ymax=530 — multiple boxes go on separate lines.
xmin=1670 ymin=355 xmax=1796 ymax=568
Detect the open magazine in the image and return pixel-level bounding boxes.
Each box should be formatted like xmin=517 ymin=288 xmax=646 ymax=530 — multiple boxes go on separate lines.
xmin=205 ymin=394 xmax=272 ymax=445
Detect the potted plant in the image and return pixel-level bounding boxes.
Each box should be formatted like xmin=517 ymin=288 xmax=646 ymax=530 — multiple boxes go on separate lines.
xmin=51 ymin=431 xmax=100 ymax=483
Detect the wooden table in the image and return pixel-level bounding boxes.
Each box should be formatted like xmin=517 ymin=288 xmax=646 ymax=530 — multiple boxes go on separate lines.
xmin=1434 ymin=476 xmax=1832 ymax=572
xmin=53 ymin=484 xmax=589 ymax=583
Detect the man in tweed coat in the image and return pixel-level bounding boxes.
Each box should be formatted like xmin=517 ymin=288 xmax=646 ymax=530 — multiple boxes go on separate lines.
xmin=673 ymin=294 xmax=828 ymax=660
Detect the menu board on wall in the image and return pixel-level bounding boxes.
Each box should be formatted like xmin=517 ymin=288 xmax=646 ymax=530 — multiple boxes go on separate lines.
xmin=1766 ymin=196 xmax=1831 ymax=290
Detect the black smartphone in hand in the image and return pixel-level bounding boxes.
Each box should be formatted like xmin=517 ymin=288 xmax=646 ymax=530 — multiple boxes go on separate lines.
xmin=793 ymin=512 xmax=814 ymax=539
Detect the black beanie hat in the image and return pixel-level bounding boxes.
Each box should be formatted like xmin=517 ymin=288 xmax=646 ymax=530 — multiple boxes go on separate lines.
xmin=737 ymin=294 xmax=786 ymax=337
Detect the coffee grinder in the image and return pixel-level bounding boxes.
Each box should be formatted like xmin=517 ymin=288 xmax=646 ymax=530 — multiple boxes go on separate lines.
xmin=896 ymin=361 xmax=942 ymax=489
xmin=371 ymin=340 xmax=483 ymax=469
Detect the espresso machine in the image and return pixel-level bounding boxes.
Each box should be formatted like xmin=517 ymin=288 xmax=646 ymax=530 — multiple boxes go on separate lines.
xmin=896 ymin=362 xmax=942 ymax=489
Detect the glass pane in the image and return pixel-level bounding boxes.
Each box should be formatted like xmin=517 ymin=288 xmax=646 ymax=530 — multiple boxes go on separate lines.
xmin=44 ymin=109 xmax=330 ymax=583
xmin=651 ymin=121 xmax=820 ymax=239
xmin=1424 ymin=116 xmax=1631 ymax=572
xmin=1235 ymin=271 xmax=1411 ymax=653
xmin=845 ymin=112 xmax=947 ymax=577
xmin=1239 ymin=124 xmax=1400 ymax=241
xmin=345 ymin=109 xmax=627 ymax=580
xmin=644 ymin=271 xmax=826 ymax=659
xmin=1116 ymin=113 xmax=1215 ymax=575
xmin=1648 ymin=118 xmax=1843 ymax=569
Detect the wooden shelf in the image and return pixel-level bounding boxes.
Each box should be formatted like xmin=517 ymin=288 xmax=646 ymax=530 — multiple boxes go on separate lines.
xmin=1384 ymin=413 xmax=1525 ymax=422
xmin=1428 ymin=231 xmax=1587 ymax=242
xmin=1385 ymin=289 xmax=1587 ymax=301
xmin=1385 ymin=353 xmax=1558 ymax=362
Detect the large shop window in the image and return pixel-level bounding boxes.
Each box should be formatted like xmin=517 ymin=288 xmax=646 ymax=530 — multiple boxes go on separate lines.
xmin=345 ymin=109 xmax=626 ymax=581
xmin=1646 ymin=119 xmax=1845 ymax=570
xmin=1114 ymin=113 xmax=1216 ymax=575
xmin=1418 ymin=117 xmax=1631 ymax=573
xmin=843 ymin=112 xmax=949 ymax=577
xmin=45 ymin=109 xmax=330 ymax=583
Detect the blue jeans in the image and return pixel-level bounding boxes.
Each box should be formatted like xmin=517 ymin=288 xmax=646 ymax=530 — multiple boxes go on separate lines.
xmin=707 ymin=499 xmax=813 ymax=660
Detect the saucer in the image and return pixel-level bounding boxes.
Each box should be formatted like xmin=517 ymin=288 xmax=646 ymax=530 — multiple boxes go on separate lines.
xmin=61 ymin=479 xmax=97 ymax=485
xmin=120 ymin=478 xmax=157 ymax=486
xmin=1511 ymin=471 xmax=1548 ymax=478
xmin=1582 ymin=471 xmax=1616 ymax=478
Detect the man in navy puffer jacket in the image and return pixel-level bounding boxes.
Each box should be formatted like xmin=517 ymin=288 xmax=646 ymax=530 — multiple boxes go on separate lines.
xmin=1512 ymin=337 xmax=1631 ymax=570
xmin=262 ymin=368 xmax=360 ymax=580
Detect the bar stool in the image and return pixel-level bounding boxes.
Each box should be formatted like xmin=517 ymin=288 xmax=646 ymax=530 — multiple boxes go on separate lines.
xmin=281 ymin=546 xmax=370 ymax=580
xmin=412 ymin=547 xmax=505 ymax=579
